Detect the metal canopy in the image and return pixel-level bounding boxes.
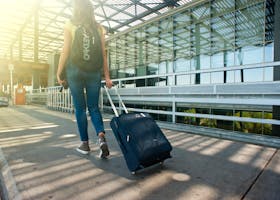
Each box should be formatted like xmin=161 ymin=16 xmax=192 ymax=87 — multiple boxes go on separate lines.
xmin=0 ymin=0 xmax=193 ymax=63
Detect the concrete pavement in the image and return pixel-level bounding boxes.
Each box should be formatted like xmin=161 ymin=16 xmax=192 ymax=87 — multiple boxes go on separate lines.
xmin=0 ymin=105 xmax=279 ymax=200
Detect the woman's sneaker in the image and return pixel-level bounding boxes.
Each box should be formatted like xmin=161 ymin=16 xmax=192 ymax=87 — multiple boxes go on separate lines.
xmin=76 ymin=143 xmax=90 ymax=155
xmin=98 ymin=137 xmax=110 ymax=158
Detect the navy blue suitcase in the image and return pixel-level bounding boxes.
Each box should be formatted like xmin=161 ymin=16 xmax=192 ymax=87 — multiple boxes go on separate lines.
xmin=104 ymin=87 xmax=172 ymax=173
xmin=110 ymin=112 xmax=172 ymax=173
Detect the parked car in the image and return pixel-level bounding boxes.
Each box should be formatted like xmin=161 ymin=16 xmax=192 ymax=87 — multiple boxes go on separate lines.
xmin=0 ymin=92 xmax=9 ymax=107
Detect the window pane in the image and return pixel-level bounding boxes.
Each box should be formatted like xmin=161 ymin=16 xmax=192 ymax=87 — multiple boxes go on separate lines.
xmin=148 ymin=63 xmax=158 ymax=75
xmin=235 ymin=46 xmax=264 ymax=65
xmin=226 ymin=71 xmax=235 ymax=83
xmin=243 ymin=46 xmax=264 ymax=64
xmin=159 ymin=61 xmax=167 ymax=74
xmin=167 ymin=61 xmax=174 ymax=73
xmin=201 ymin=73 xmax=210 ymax=84
xmin=168 ymin=75 xmax=175 ymax=86
xmin=225 ymin=51 xmax=235 ymax=67
xmin=244 ymin=68 xmax=263 ymax=82
xmin=175 ymin=58 xmax=190 ymax=72
xmin=158 ymin=76 xmax=167 ymax=86
xmin=177 ymin=75 xmax=190 ymax=85
xmin=211 ymin=52 xmax=224 ymax=68
xmin=211 ymin=72 xmax=224 ymax=84
xmin=264 ymin=67 xmax=273 ymax=81
xmin=265 ymin=42 xmax=273 ymax=62
xmin=200 ymin=54 xmax=211 ymax=69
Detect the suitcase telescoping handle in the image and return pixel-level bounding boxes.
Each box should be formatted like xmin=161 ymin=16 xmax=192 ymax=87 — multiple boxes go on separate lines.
xmin=104 ymin=86 xmax=128 ymax=117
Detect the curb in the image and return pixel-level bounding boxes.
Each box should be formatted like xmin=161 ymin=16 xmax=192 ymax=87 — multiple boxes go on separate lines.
xmin=0 ymin=148 xmax=21 ymax=200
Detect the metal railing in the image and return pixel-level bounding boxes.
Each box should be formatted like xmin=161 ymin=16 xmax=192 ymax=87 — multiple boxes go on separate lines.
xmin=32 ymin=81 xmax=280 ymax=127
xmin=26 ymin=88 xmax=48 ymax=105
xmin=103 ymin=81 xmax=280 ymax=125
xmin=46 ymin=86 xmax=73 ymax=113
xmin=26 ymin=62 xmax=280 ymax=135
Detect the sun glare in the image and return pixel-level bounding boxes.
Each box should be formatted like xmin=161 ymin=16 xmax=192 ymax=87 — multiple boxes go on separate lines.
xmin=0 ymin=0 xmax=67 ymax=59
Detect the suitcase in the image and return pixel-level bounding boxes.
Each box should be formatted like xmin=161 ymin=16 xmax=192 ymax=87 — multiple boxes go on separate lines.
xmin=104 ymin=86 xmax=172 ymax=174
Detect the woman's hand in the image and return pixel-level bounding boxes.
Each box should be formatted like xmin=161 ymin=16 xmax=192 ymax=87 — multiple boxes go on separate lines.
xmin=105 ymin=78 xmax=113 ymax=89
xmin=57 ymin=73 xmax=64 ymax=85
xmin=57 ymin=72 xmax=67 ymax=87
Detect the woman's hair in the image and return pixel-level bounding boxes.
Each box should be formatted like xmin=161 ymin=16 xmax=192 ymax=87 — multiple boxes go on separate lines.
xmin=71 ymin=0 xmax=98 ymax=34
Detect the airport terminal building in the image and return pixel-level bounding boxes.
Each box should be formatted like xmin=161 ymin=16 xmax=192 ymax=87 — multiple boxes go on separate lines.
xmin=100 ymin=0 xmax=280 ymax=140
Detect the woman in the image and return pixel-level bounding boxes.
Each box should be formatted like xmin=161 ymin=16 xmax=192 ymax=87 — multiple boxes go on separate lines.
xmin=57 ymin=0 xmax=113 ymax=158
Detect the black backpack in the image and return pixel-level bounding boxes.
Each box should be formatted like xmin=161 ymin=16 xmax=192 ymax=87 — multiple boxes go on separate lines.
xmin=70 ymin=24 xmax=103 ymax=72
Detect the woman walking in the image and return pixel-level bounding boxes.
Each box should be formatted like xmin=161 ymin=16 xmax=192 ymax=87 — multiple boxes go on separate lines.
xmin=57 ymin=0 xmax=113 ymax=158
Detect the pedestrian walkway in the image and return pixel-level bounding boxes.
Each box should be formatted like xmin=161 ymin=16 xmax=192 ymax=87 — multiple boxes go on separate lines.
xmin=0 ymin=105 xmax=279 ymax=200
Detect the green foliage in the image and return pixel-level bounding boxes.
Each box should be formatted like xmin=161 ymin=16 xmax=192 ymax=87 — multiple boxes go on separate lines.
xmin=234 ymin=111 xmax=272 ymax=134
xmin=200 ymin=118 xmax=217 ymax=128
xmin=183 ymin=108 xmax=197 ymax=125
xmin=181 ymin=108 xmax=272 ymax=135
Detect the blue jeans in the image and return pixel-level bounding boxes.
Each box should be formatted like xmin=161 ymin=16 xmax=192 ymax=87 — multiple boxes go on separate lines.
xmin=66 ymin=62 xmax=105 ymax=141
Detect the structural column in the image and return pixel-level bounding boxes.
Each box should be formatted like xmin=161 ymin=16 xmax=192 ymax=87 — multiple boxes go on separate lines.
xmin=194 ymin=20 xmax=201 ymax=84
xmin=34 ymin=1 xmax=39 ymax=63
xmin=32 ymin=70 xmax=40 ymax=90
xmin=19 ymin=31 xmax=22 ymax=61
xmin=273 ymin=0 xmax=280 ymax=136
xmin=47 ymin=53 xmax=60 ymax=87
xmin=10 ymin=46 xmax=13 ymax=61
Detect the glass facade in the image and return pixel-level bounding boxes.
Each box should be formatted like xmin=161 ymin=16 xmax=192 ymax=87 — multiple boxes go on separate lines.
xmin=105 ymin=0 xmax=277 ymax=136
xmin=107 ymin=0 xmax=274 ymax=85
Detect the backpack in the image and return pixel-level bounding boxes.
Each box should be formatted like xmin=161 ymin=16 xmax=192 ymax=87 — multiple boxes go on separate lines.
xmin=70 ymin=24 xmax=103 ymax=72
